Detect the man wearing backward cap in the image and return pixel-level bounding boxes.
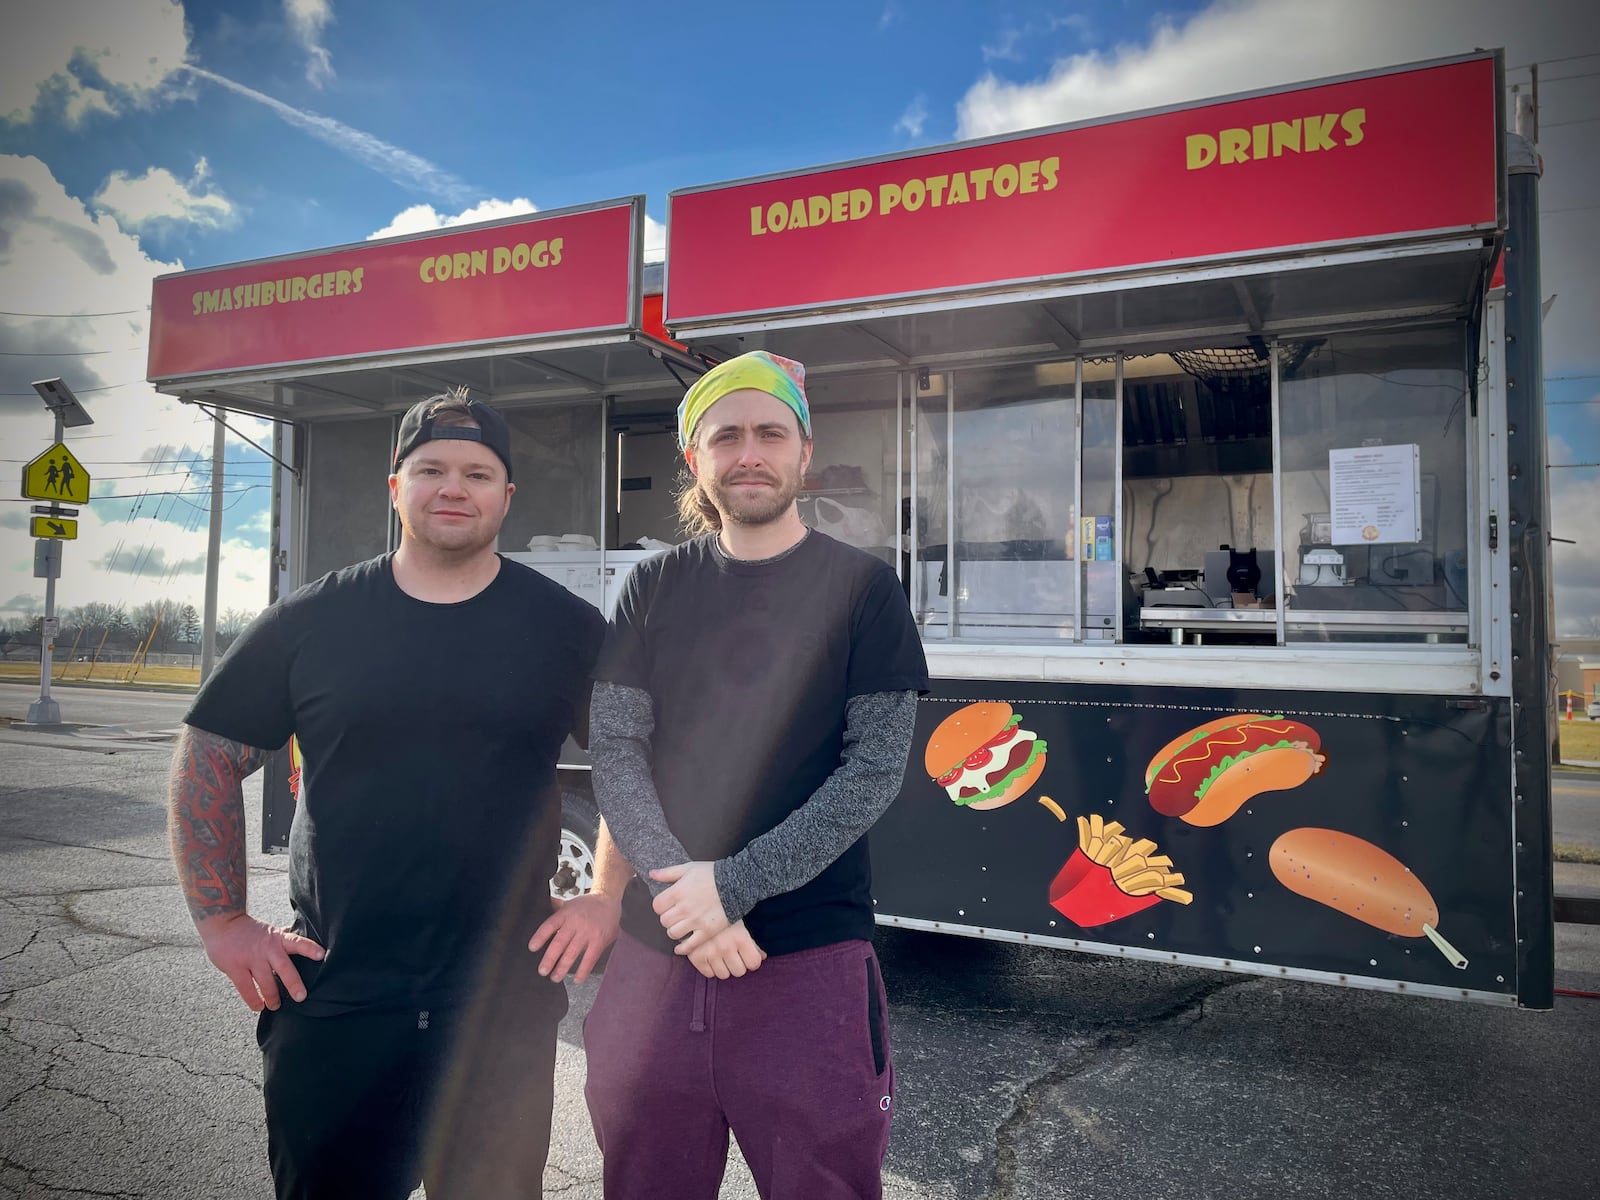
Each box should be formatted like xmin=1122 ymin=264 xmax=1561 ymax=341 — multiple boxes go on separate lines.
xmin=170 ymin=388 xmax=625 ymax=1198
xmin=586 ymin=350 xmax=929 ymax=1198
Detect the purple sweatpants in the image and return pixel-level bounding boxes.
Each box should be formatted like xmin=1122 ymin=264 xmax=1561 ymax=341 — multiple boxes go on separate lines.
xmin=584 ymin=931 xmax=894 ymax=1200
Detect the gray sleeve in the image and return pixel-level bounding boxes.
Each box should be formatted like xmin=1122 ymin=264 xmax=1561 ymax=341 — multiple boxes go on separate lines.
xmin=589 ymin=681 xmax=690 ymax=893
xmin=712 ymin=690 xmax=918 ymax=923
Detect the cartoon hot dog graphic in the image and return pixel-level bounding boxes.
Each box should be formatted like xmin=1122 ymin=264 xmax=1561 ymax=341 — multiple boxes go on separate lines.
xmin=926 ymin=701 xmax=1047 ymax=810
xmin=1145 ymin=714 xmax=1325 ymax=826
xmin=1270 ymin=827 xmax=1467 ymax=968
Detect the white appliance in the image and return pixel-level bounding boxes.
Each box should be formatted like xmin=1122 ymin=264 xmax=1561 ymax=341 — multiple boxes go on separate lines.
xmin=1298 ymin=547 xmax=1347 ymax=587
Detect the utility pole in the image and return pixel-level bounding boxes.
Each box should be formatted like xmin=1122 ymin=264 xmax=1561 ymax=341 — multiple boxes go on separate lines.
xmin=200 ymin=408 xmax=226 ymax=681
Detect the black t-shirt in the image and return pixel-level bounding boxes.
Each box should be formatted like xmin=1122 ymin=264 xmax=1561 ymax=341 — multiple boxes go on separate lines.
xmin=184 ymin=554 xmax=605 ymax=1016
xmin=596 ymin=532 xmax=928 ymax=955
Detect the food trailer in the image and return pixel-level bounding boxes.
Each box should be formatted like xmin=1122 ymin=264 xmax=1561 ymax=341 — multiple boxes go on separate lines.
xmin=148 ymin=50 xmax=1556 ymax=1008
xmin=146 ymin=197 xmax=701 ymax=895
xmin=661 ymin=50 xmax=1555 ymax=1009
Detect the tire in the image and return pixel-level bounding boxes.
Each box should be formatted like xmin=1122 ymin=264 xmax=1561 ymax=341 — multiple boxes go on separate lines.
xmin=552 ymin=787 xmax=600 ymax=901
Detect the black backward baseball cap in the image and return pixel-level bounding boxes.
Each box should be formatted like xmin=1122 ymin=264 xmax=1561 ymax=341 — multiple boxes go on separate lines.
xmin=393 ymin=393 xmax=513 ymax=481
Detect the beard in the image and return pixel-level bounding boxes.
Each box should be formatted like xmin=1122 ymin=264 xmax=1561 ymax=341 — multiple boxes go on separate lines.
xmin=400 ymin=509 xmax=502 ymax=556
xmin=701 ymin=460 xmax=804 ymax=527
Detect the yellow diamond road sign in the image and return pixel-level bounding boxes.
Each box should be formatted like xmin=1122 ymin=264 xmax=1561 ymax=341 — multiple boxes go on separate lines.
xmin=30 ymin=516 xmax=77 ymax=540
xmin=22 ymin=442 xmax=90 ymax=504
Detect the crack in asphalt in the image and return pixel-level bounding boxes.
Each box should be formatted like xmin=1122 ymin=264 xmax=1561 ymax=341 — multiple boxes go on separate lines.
xmin=0 ymin=1157 xmax=141 ymax=1199
xmin=0 ymin=832 xmax=174 ymax=865
xmin=0 ymin=1079 xmax=128 ymax=1132
xmin=0 ymin=931 xmax=40 ymax=962
xmin=0 ymin=944 xmax=164 ymax=1006
xmin=983 ymin=977 xmax=1252 ymax=1200
xmin=543 ymin=1162 xmax=602 ymax=1194
xmin=1 ymin=1012 xmax=262 ymax=1103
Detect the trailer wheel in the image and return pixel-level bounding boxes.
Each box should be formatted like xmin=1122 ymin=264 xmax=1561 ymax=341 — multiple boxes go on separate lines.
xmin=551 ymin=788 xmax=600 ymax=901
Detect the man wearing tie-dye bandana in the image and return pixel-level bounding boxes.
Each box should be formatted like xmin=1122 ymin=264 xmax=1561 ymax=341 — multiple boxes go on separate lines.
xmin=584 ymin=350 xmax=929 ymax=1198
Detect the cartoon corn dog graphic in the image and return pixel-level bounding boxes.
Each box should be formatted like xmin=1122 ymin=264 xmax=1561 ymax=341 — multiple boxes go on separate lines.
xmin=1269 ymin=828 xmax=1467 ymax=969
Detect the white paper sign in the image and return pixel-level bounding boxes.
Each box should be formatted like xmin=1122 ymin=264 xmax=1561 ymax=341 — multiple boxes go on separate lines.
xmin=1328 ymin=444 xmax=1422 ymax=545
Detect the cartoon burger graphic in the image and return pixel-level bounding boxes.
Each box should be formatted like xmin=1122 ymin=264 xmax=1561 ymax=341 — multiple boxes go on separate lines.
xmin=1144 ymin=714 xmax=1325 ymax=827
xmin=926 ymin=701 xmax=1047 ymax=810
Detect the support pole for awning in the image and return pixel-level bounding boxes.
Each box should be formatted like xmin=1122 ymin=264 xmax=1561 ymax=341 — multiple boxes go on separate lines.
xmin=1503 ymin=131 xmax=1554 ymax=1009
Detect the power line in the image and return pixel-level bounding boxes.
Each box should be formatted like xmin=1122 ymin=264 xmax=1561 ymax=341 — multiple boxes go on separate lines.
xmin=1506 ymin=52 xmax=1600 ymax=72
xmin=0 ymin=306 xmax=147 ymax=318
xmin=0 ymin=346 xmax=143 ymax=356
xmin=1531 ymin=67 xmax=1600 ymax=84
xmin=0 ymin=485 xmax=268 ymax=503
xmin=0 ymin=382 xmax=135 ymax=397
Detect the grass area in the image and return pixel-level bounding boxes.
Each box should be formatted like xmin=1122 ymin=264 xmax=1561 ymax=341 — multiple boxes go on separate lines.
xmin=1555 ymin=842 xmax=1600 ymax=866
xmin=0 ymin=661 xmax=199 ymax=689
xmin=1557 ymin=714 xmax=1600 ymax=763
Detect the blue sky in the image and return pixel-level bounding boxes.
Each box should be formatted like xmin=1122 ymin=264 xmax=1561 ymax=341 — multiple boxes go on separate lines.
xmin=1 ymin=0 xmax=1596 ymax=633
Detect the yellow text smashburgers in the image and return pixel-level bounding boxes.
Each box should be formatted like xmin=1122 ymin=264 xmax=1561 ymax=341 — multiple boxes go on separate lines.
xmin=926 ymin=702 xmax=1047 ymax=810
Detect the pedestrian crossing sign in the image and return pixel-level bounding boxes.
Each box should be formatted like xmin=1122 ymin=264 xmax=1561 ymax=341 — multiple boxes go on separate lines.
xmin=22 ymin=442 xmax=90 ymax=504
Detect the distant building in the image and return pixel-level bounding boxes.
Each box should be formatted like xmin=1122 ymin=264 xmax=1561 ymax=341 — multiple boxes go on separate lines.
xmin=1555 ymin=638 xmax=1600 ymax=701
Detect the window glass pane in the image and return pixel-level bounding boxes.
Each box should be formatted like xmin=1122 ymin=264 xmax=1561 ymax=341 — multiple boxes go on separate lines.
xmin=801 ymin=373 xmax=901 ymax=573
xmin=947 ymin=361 xmax=1078 ymax=641
xmin=1122 ymin=348 xmax=1277 ymax=648
xmin=502 ymin=403 xmax=603 ymax=551
xmin=1081 ymin=358 xmax=1118 ymax=640
xmin=1279 ymin=327 xmax=1470 ymax=644
xmin=912 ymin=375 xmax=951 ymax=639
xmin=305 ymin=416 xmax=394 ymax=580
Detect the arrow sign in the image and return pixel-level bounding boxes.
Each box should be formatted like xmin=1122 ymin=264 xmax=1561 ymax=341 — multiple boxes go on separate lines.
xmin=22 ymin=442 xmax=91 ymax=504
xmin=29 ymin=516 xmax=78 ymax=540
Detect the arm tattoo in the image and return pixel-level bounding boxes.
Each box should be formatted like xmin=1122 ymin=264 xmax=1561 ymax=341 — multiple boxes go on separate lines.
xmin=168 ymin=725 xmax=268 ymax=923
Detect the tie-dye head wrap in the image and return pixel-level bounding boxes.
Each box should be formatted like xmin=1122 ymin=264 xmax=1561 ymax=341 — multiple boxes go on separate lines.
xmin=677 ymin=351 xmax=811 ymax=451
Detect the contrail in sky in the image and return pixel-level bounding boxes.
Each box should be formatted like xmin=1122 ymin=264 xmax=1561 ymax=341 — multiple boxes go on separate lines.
xmin=181 ymin=66 xmax=475 ymax=206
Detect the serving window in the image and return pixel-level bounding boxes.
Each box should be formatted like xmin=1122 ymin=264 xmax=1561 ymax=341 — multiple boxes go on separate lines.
xmin=901 ymin=322 xmax=1475 ymax=650
xmin=912 ymin=360 xmax=1079 ymax=641
xmin=1277 ymin=328 xmax=1470 ymax=644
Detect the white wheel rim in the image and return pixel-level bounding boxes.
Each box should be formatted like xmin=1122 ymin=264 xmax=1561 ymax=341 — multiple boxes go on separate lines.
xmin=552 ymin=825 xmax=596 ymax=899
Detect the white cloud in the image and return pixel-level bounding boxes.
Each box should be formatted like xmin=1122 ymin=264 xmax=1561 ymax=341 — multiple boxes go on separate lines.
xmin=643 ymin=214 xmax=666 ymax=263
xmin=92 ymin=158 xmax=238 ymax=232
xmin=0 ymin=155 xmax=273 ymax=624
xmin=949 ymin=0 xmax=1600 ymax=635
xmin=1 ymin=0 xmax=191 ymax=126
xmin=369 ymin=199 xmax=669 ymax=264
xmin=895 ymin=95 xmax=929 ymax=140
xmin=956 ymin=0 xmax=1596 ymax=139
xmin=983 ymin=28 xmax=1023 ymax=63
xmin=1549 ymin=431 xmax=1600 ymax=636
xmin=285 ymin=0 xmax=336 ymax=88
xmin=368 ymin=196 xmax=539 ymax=240
xmin=182 ymin=66 xmax=475 ymax=205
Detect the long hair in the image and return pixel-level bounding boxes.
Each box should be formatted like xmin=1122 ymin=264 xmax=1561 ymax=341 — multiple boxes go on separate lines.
xmin=674 ymin=467 xmax=722 ymax=536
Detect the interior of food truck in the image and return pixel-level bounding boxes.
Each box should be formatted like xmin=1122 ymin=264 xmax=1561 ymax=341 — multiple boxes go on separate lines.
xmin=158 ymin=236 xmax=1491 ymax=657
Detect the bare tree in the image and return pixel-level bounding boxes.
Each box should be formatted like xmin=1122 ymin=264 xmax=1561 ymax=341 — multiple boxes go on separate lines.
xmin=217 ymin=607 xmax=256 ymax=651
xmin=128 ymin=600 xmax=181 ymax=655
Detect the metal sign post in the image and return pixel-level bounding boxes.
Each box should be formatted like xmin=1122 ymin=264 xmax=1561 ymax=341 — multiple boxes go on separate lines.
xmin=23 ymin=380 xmax=94 ymax=726
xmin=27 ymin=417 xmax=65 ymax=726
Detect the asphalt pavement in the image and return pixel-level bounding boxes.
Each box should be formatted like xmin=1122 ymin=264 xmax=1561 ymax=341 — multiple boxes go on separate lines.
xmin=2 ymin=692 xmax=1599 ymax=1198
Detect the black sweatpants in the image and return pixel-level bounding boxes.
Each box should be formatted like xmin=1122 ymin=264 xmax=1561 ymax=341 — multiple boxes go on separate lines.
xmin=257 ymin=989 xmax=561 ymax=1200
